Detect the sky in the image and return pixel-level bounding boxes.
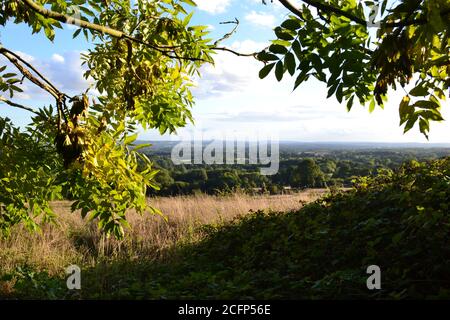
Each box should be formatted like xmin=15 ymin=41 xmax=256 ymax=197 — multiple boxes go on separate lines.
xmin=1 ymin=0 xmax=449 ymax=143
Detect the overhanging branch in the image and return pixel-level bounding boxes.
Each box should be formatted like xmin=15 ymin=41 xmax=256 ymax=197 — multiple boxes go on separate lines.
xmin=0 ymin=46 xmax=64 ymax=99
xmin=0 ymin=96 xmax=39 ymax=115
xmin=277 ymin=0 xmax=450 ymax=28
xmin=278 ymin=0 xmax=367 ymax=25
xmin=0 ymin=45 xmax=69 ymax=125
xmin=0 ymin=47 xmax=60 ymax=100
xmin=212 ymin=47 xmax=262 ymax=57
xmin=20 ymin=0 xmax=209 ymax=63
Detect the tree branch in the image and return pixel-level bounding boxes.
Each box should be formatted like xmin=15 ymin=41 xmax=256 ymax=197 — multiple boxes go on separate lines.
xmin=0 ymin=45 xmax=64 ymax=99
xmin=214 ymin=18 xmax=240 ymax=47
xmin=278 ymin=0 xmax=367 ymax=25
xmin=0 ymin=45 xmax=69 ymax=125
xmin=20 ymin=0 xmax=265 ymax=61
xmin=0 ymin=48 xmax=60 ymax=100
xmin=212 ymin=47 xmax=263 ymax=57
xmin=21 ymin=0 xmax=123 ymax=37
xmin=20 ymin=0 xmax=209 ymax=63
xmin=0 ymin=96 xmax=39 ymax=115
xmin=277 ymin=0 xmax=450 ymax=28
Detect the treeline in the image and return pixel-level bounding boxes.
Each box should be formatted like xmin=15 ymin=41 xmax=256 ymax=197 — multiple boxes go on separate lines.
xmin=143 ymin=148 xmax=450 ymax=196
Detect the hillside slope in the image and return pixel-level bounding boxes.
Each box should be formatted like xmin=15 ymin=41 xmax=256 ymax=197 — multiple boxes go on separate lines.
xmin=2 ymin=157 xmax=449 ymax=299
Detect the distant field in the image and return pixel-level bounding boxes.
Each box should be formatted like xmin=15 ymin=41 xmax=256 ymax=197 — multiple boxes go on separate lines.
xmin=0 ymin=190 xmax=325 ymax=280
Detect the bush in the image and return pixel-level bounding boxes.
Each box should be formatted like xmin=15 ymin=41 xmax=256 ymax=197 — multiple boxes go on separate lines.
xmin=2 ymin=158 xmax=449 ymax=299
xmin=139 ymin=157 xmax=450 ymax=299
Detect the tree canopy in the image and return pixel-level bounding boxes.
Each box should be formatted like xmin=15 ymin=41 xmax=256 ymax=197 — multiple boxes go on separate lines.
xmin=259 ymin=0 xmax=449 ymax=139
xmin=0 ymin=0 xmax=448 ymax=238
xmin=0 ymin=0 xmax=217 ymax=238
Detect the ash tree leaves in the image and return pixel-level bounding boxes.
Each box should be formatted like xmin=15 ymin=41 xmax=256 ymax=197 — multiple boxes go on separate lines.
xmin=0 ymin=67 xmax=23 ymax=98
xmin=0 ymin=118 xmax=62 ymax=237
xmin=0 ymin=0 xmax=214 ymax=239
xmin=259 ymin=0 xmax=450 ymax=138
xmin=259 ymin=3 xmax=376 ymax=112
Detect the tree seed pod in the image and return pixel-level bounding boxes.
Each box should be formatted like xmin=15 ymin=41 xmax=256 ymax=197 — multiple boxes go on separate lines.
xmin=70 ymin=98 xmax=84 ymax=118
xmin=70 ymin=94 xmax=89 ymax=118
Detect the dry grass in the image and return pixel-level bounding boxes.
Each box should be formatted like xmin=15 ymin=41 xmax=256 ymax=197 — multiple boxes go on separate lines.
xmin=0 ymin=190 xmax=324 ymax=275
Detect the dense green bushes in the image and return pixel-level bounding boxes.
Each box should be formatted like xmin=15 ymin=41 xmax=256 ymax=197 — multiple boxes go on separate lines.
xmin=143 ymin=157 xmax=450 ymax=299
xmin=2 ymin=157 xmax=449 ymax=299
xmin=148 ymin=148 xmax=450 ymax=196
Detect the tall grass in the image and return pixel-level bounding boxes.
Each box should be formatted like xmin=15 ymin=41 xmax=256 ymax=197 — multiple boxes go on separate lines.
xmin=0 ymin=191 xmax=323 ymax=278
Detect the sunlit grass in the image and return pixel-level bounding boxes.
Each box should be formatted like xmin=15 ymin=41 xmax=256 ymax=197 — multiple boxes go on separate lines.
xmin=0 ymin=191 xmax=324 ymax=278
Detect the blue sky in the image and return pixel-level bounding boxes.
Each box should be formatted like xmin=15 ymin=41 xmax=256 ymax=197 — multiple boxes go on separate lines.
xmin=1 ymin=0 xmax=449 ymax=142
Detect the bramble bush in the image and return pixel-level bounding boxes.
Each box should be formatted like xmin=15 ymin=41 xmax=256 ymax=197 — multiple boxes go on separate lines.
xmin=2 ymin=157 xmax=449 ymax=299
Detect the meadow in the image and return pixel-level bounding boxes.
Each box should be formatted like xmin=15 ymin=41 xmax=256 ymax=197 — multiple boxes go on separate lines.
xmin=1 ymin=158 xmax=450 ymax=299
xmin=0 ymin=190 xmax=323 ymax=292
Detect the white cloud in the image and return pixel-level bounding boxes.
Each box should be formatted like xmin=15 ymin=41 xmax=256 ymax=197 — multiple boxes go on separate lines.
xmin=193 ymin=40 xmax=267 ymax=98
xmin=15 ymin=51 xmax=35 ymax=63
xmin=248 ymin=0 xmax=294 ymax=10
xmin=195 ymin=0 xmax=231 ymax=14
xmin=51 ymin=53 xmax=65 ymax=64
xmin=0 ymin=51 xmax=93 ymax=102
xmin=190 ymin=38 xmax=450 ymax=143
xmin=245 ymin=11 xmax=276 ymax=27
xmin=44 ymin=51 xmax=92 ymax=93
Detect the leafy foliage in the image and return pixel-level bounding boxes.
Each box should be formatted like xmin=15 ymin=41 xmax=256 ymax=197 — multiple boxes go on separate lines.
xmin=0 ymin=0 xmax=214 ymax=238
xmin=259 ymin=0 xmax=450 ymax=138
xmin=0 ymin=117 xmax=62 ymax=237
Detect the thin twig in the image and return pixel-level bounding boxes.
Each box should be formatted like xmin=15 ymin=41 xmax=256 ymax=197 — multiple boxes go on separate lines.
xmin=212 ymin=47 xmax=263 ymax=57
xmin=214 ymin=18 xmax=240 ymax=47
xmin=0 ymin=96 xmax=39 ymax=115
xmin=0 ymin=45 xmax=63 ymax=98
xmin=277 ymin=0 xmax=450 ymax=28
xmin=0 ymin=49 xmax=60 ymax=99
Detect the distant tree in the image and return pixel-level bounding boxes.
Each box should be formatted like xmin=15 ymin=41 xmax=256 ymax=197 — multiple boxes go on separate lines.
xmin=334 ymin=161 xmax=353 ymax=180
xmin=321 ymin=159 xmax=337 ymax=174
xmin=153 ymin=168 xmax=175 ymax=195
xmin=295 ymin=158 xmax=325 ymax=188
xmin=259 ymin=0 xmax=450 ymax=138
xmin=190 ymin=169 xmax=208 ymax=182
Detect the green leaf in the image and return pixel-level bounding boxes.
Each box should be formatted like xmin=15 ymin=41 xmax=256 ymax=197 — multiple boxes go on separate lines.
xmin=336 ymin=84 xmax=344 ymax=103
xmin=409 ymin=85 xmax=429 ymax=97
xmin=412 ymin=100 xmax=439 ymax=110
xmin=275 ymin=61 xmax=284 ymax=82
xmin=259 ymin=63 xmax=276 ymax=79
xmin=281 ymin=19 xmax=302 ymax=31
xmin=403 ymin=114 xmax=419 ymax=133
xmin=419 ymin=118 xmax=430 ymax=139
xmin=293 ymin=71 xmax=308 ymax=90
xmin=73 ymin=28 xmax=82 ymax=38
xmin=399 ymin=96 xmax=412 ymax=125
xmin=369 ymin=98 xmax=376 ymax=113
xmin=346 ymin=95 xmax=355 ymax=111
xmin=44 ymin=27 xmax=55 ymax=41
xmin=291 ymin=40 xmax=302 ymax=60
xmin=275 ymin=27 xmax=294 ymax=41
xmin=269 ymin=44 xmax=288 ymax=55
xmin=181 ymin=0 xmax=197 ymax=6
xmin=257 ymin=51 xmax=279 ymax=62
xmin=124 ymin=133 xmax=138 ymax=145
xmin=284 ymin=52 xmax=296 ymax=76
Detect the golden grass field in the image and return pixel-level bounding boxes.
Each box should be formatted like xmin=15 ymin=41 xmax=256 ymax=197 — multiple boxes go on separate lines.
xmin=0 ymin=190 xmax=325 ymax=279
